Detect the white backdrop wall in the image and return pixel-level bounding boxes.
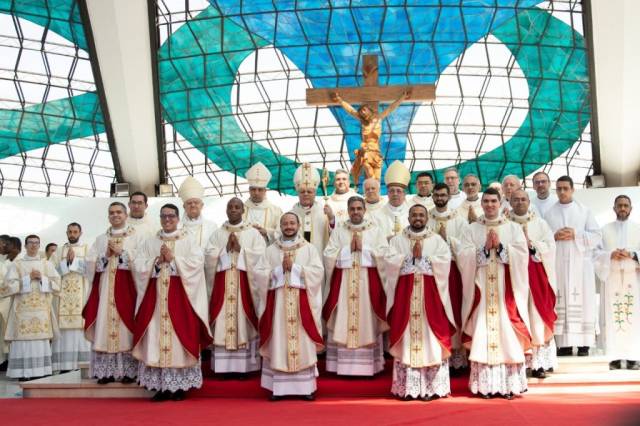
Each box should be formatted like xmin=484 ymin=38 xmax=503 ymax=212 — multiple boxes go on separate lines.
xmin=1 ymin=187 xmax=640 ymax=249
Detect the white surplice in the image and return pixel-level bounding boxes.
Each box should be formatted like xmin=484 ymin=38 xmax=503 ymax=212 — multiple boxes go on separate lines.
xmin=544 ymin=201 xmax=601 ymax=348
xmin=530 ymin=193 xmax=558 ymax=218
xmin=595 ymin=220 xmax=640 ymax=361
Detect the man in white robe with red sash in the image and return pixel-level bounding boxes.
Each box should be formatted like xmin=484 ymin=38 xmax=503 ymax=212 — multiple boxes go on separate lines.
xmin=256 ymin=212 xmax=324 ymax=400
xmin=206 ymin=198 xmax=266 ymax=375
xmin=323 ymin=196 xmax=388 ymax=376
xmin=595 ymin=195 xmax=640 ymax=370
xmin=427 ymin=183 xmax=470 ymax=373
xmin=457 ymin=188 xmax=532 ymax=399
xmin=83 ymin=202 xmax=141 ymax=384
xmin=509 ymin=190 xmax=558 ymax=378
xmin=385 ymin=204 xmax=456 ymax=401
xmin=132 ymin=204 xmax=213 ymax=401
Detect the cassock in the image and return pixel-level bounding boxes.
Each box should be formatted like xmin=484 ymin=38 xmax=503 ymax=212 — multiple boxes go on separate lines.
xmin=410 ymin=195 xmax=435 ymax=210
xmin=327 ymin=190 xmax=358 ymax=224
xmin=456 ymin=198 xmax=483 ymax=222
xmin=1 ymin=255 xmax=60 ymax=378
xmin=448 ymin=192 xmax=466 ymax=211
xmin=457 ymin=216 xmax=531 ymax=397
xmin=127 ymin=214 xmax=159 ymax=238
xmin=531 ymin=193 xmax=557 ymax=218
xmin=544 ymin=201 xmax=601 ymax=348
xmin=51 ymin=242 xmax=91 ymax=371
xmin=509 ymin=211 xmax=558 ymax=371
xmin=290 ymin=202 xmax=331 ymax=261
xmin=243 ymin=198 xmax=283 ymax=243
xmin=323 ymin=220 xmax=388 ymax=376
xmin=371 ymin=202 xmax=410 ymax=241
xmin=132 ymin=230 xmax=213 ymax=392
xmin=83 ymin=226 xmax=141 ymax=380
xmin=206 ymin=222 xmax=266 ymax=373
xmin=385 ymin=227 xmax=456 ymax=399
xmin=427 ymin=208 xmax=469 ymax=369
xmin=255 ymin=236 xmax=324 ymax=396
xmin=595 ymin=220 xmax=640 ymax=362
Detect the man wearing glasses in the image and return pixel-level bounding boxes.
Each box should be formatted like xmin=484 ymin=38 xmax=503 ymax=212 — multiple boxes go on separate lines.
xmin=530 ymin=172 xmax=558 ymax=217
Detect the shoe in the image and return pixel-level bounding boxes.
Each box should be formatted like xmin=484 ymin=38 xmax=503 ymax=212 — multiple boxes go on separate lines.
xmin=531 ymin=368 xmax=547 ymax=379
xmin=422 ymin=394 xmax=440 ymax=402
xmin=556 ymin=347 xmax=572 ymax=356
xmin=525 ymin=368 xmax=532 ymax=378
xmin=628 ymin=361 xmax=640 ymax=370
xmin=151 ymin=390 xmax=171 ymax=402
xmin=171 ymin=390 xmax=186 ymax=401
xmin=269 ymin=394 xmax=282 ymax=402
xmin=577 ymin=346 xmax=589 ymax=357
xmin=58 ymin=370 xmax=71 ymax=374
xmin=0 ymin=360 xmax=8 ymax=372
xmin=302 ymin=393 xmax=315 ymax=401
xmin=480 ymin=394 xmax=492 ymax=400
xmin=609 ymin=360 xmax=622 ymax=370
xmin=97 ymin=377 xmax=115 ymax=385
xmin=121 ymin=376 xmax=136 ymax=384
xmin=546 ymin=368 xmax=554 ymax=373
xmin=503 ymin=393 xmax=514 ymax=400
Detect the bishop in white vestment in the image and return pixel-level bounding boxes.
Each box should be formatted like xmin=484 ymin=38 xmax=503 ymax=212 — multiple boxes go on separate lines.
xmin=595 ymin=195 xmax=640 ymax=369
xmin=179 ymin=177 xmax=218 ymax=251
xmin=371 ymin=161 xmax=411 ymax=240
xmin=243 ymin=162 xmax=283 ymax=244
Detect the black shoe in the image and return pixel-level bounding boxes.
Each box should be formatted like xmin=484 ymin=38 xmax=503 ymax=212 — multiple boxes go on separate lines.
xmin=172 ymin=390 xmax=186 ymax=401
xmin=269 ymin=394 xmax=282 ymax=402
xmin=531 ymin=368 xmax=546 ymax=379
xmin=557 ymin=347 xmax=573 ymax=356
xmin=121 ymin=376 xmax=136 ymax=384
xmin=302 ymin=393 xmax=315 ymax=401
xmin=151 ymin=390 xmax=171 ymax=402
xmin=422 ymin=394 xmax=440 ymax=402
xmin=627 ymin=360 xmax=640 ymax=370
xmin=577 ymin=346 xmax=589 ymax=357
xmin=546 ymin=367 xmax=554 ymax=373
xmin=0 ymin=360 xmax=8 ymax=372
xmin=503 ymin=393 xmax=514 ymax=400
xmin=97 ymin=377 xmax=115 ymax=385
xmin=609 ymin=360 xmax=622 ymax=370
xmin=525 ymin=368 xmax=532 ymax=378
xmin=18 ymin=377 xmax=30 ymax=382
xmin=480 ymin=393 xmax=492 ymax=399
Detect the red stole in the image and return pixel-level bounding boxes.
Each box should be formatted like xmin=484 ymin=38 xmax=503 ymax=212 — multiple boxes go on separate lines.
xmin=209 ymin=269 xmax=258 ymax=330
xmin=322 ymin=266 xmax=387 ymax=322
xmin=133 ymin=276 xmax=213 ymax=359
xmin=527 ymin=258 xmax=557 ymax=342
xmin=448 ymin=261 xmax=463 ymax=329
xmin=82 ymin=269 xmax=137 ymax=336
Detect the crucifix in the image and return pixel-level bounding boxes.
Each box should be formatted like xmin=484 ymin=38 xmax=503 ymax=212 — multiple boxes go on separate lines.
xmin=306 ymin=54 xmax=435 ymax=185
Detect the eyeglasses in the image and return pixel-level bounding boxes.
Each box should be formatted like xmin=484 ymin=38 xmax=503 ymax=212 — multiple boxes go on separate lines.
xmin=160 ymin=214 xmax=178 ymax=220
xmin=533 ymin=180 xmax=549 ymax=185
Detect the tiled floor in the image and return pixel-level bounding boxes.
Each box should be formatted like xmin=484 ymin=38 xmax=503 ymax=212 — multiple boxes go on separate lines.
xmin=0 ymin=372 xmax=23 ymax=398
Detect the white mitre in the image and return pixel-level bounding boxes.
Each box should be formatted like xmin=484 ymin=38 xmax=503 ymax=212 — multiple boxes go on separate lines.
xmin=246 ymin=162 xmax=272 ymax=189
xmin=294 ymin=163 xmax=320 ymax=190
xmin=178 ymin=176 xmax=204 ymax=202
xmin=384 ymin=160 xmax=411 ymax=188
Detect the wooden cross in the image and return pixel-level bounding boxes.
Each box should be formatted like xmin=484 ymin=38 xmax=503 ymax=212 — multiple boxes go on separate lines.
xmin=306 ymin=55 xmax=435 ymax=112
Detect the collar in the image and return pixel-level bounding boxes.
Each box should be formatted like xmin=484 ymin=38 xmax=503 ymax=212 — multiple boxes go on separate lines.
xmin=477 ymin=215 xmax=508 ymax=226
xmin=275 ymin=235 xmax=306 ymax=251
xmin=183 ymin=215 xmax=203 ymax=225
xmin=108 ymin=226 xmax=134 ymax=237
xmin=344 ymin=220 xmax=373 ymax=232
xmin=158 ymin=229 xmax=185 ymax=241
xmin=430 ymin=208 xmax=457 ymax=220
xmin=509 ymin=210 xmax=535 ymax=224
xmin=223 ymin=221 xmax=250 ymax=233
xmin=403 ymin=226 xmax=433 ymax=241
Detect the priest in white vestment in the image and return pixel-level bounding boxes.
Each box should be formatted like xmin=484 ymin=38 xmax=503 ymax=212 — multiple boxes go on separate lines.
xmin=544 ymin=176 xmax=601 ymax=356
xmin=530 ymin=171 xmax=558 ymax=217
xmin=290 ymin=163 xmax=333 ymax=263
xmin=51 ymin=223 xmax=91 ymax=372
xmin=371 ymin=161 xmax=411 ymax=240
xmin=409 ymin=171 xmax=435 ymax=210
xmin=127 ymin=192 xmax=159 ymax=238
xmin=1 ymin=235 xmax=60 ymax=379
xmin=133 ymin=204 xmax=213 ymax=401
xmin=457 ymin=174 xmax=483 ymax=224
xmin=509 ymin=190 xmax=558 ymax=378
xmin=256 ymin=212 xmax=324 ymax=400
xmin=206 ymin=198 xmax=266 ymax=374
xmin=243 ymin=162 xmax=283 ymax=244
xmin=323 ymin=196 xmax=389 ymax=376
xmin=385 ymin=204 xmax=456 ymax=400
xmin=84 ymin=202 xmax=142 ymax=384
xmin=363 ymin=177 xmax=386 ymax=219
xmin=428 ymin=183 xmax=470 ymax=371
xmin=595 ymin=195 xmax=640 ymax=370
xmin=443 ymin=167 xmax=466 ymax=210
xmin=326 ymin=169 xmax=358 ymax=225
xmin=457 ymin=188 xmax=532 ymax=399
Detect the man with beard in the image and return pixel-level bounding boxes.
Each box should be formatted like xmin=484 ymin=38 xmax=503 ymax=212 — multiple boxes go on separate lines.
xmin=443 ymin=168 xmax=466 ymax=210
xmin=457 ymin=188 xmax=531 ymax=399
xmin=84 ymin=202 xmax=141 ymax=385
xmin=127 ymin=192 xmax=158 ymax=238
xmin=326 ymin=169 xmax=358 ymax=225
xmin=427 ymin=183 xmax=470 ymax=373
xmin=457 ymin=174 xmax=483 ymax=224
xmin=530 ymin=172 xmax=558 ymax=217
xmin=409 ymin=172 xmax=435 ymax=210
xmin=371 ymin=161 xmax=411 ymax=241
xmin=255 ymin=212 xmax=324 ymax=400
xmin=385 ymin=204 xmax=455 ymax=401
xmin=323 ymin=196 xmax=388 ymax=376
xmin=509 ymin=190 xmax=558 ymax=378
xmin=206 ymin=198 xmax=266 ymax=375
xmin=544 ymin=176 xmax=601 ymax=357
xmin=243 ymin=162 xmax=283 ymax=244
xmin=133 ymin=204 xmax=212 ymax=401
xmin=51 ymin=223 xmax=91 ymax=373
xmin=595 ymin=195 xmax=640 ymax=370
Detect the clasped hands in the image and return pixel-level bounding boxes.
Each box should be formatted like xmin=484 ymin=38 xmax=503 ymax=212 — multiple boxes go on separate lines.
xmin=484 ymin=229 xmax=501 ymax=252
xmin=554 ymin=227 xmax=575 ymax=241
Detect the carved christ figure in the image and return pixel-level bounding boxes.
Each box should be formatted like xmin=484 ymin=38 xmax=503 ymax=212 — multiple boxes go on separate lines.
xmin=331 ymin=90 xmax=410 ymax=186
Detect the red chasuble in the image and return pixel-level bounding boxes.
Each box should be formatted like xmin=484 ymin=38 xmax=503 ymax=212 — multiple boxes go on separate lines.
xmin=209 ymin=269 xmax=259 ymax=330
xmin=83 ymin=269 xmax=137 ymax=335
xmin=321 ymin=267 xmax=387 ymax=323
xmin=527 ymin=258 xmax=557 ymax=342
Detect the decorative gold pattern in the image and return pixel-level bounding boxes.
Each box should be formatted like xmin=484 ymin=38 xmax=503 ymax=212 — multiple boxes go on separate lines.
xmin=13 ymin=259 xmax=54 ymax=339
xmin=224 ymin=252 xmax=240 ymax=350
xmin=409 ymin=255 xmax=425 ymax=368
xmin=283 ymin=250 xmax=301 ymax=372
xmin=485 ymin=223 xmax=502 ymax=365
xmin=106 ymin=235 xmax=124 ymax=353
xmin=158 ymin=240 xmax=175 ymax=367
xmin=347 ymin=230 xmax=361 ymax=349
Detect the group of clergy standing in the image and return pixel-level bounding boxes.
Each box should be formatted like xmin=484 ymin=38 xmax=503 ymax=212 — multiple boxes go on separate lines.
xmin=0 ymin=160 xmax=638 ymax=403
